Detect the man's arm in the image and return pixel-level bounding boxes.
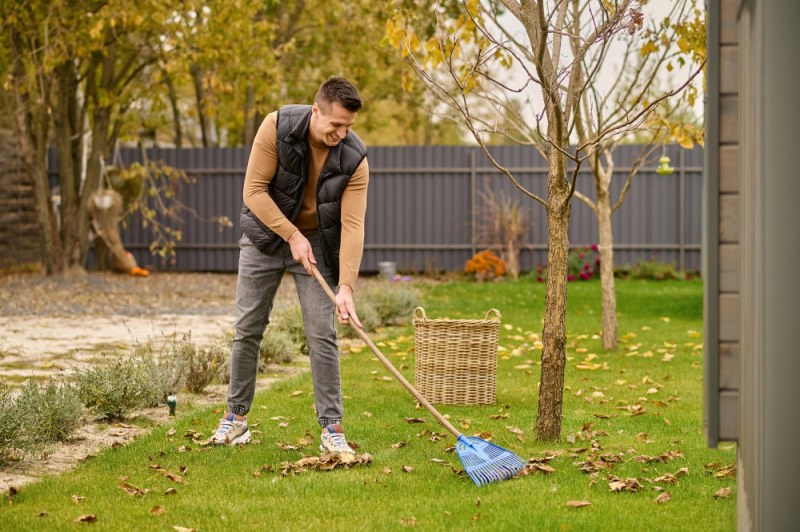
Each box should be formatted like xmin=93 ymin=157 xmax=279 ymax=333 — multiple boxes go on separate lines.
xmin=334 ymin=157 xmax=369 ymax=327
xmin=244 ymin=113 xmax=316 ymax=270
xmin=243 ymin=112 xmax=301 ymax=242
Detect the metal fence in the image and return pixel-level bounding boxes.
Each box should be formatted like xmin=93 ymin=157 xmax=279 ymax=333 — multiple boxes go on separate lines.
xmin=77 ymin=144 xmax=703 ymax=273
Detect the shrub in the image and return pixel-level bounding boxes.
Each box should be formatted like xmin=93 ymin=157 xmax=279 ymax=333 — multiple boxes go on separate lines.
xmin=364 ymin=283 xmax=419 ymax=325
xmin=336 ymin=301 xmax=381 ymax=338
xmin=15 ymin=379 xmax=83 ymax=444
xmin=182 ymin=341 xmax=227 ymax=394
xmin=536 ymin=245 xmax=599 ymax=282
xmin=74 ymin=356 xmax=158 ymax=420
xmin=271 ymin=304 xmax=308 ymax=354
xmin=259 ymin=328 xmax=300 ymax=367
xmin=0 ymin=382 xmax=20 ymax=461
xmin=465 ymin=250 xmax=506 ymax=281
xmin=133 ymin=341 xmax=189 ymax=406
xmin=615 ymin=259 xmax=680 ymax=280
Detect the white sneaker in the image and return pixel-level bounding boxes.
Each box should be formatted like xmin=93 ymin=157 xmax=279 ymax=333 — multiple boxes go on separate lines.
xmin=320 ymin=424 xmax=356 ymax=463
xmin=208 ymin=414 xmax=251 ymax=446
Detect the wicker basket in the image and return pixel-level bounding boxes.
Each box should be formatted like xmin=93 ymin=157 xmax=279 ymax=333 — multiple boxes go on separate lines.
xmin=413 ymin=307 xmax=501 ymax=405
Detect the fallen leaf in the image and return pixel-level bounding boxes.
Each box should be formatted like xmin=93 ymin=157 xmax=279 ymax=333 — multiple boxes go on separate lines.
xmin=118 ymin=481 xmax=148 ymax=497
xmin=166 ymin=428 xmax=177 ymax=437
xmin=278 ymin=422 xmax=289 ymax=429
xmin=564 ymin=500 xmax=592 ymax=508
xmin=177 ymin=446 xmax=189 ymax=453
xmin=150 ymin=466 xmax=185 ymax=484
xmin=172 ymin=527 xmax=196 ymax=532
xmin=489 ymin=413 xmax=509 ymax=420
xmin=399 ymin=517 xmax=416 ymax=526
xmin=505 ymin=426 xmax=525 ymax=442
xmin=608 ymin=476 xmax=644 ymax=492
xmin=288 ymin=390 xmax=304 ymax=397
xmin=391 ymin=441 xmax=407 ymax=450
xmin=654 ymin=473 xmax=678 ymax=484
xmin=71 ymin=494 xmax=86 ymax=504
xmin=164 ymin=488 xmax=178 ymax=496
xmin=382 ymin=467 xmax=392 ymax=474
xmin=476 ymin=496 xmax=481 ymax=507
xmin=714 ymin=487 xmax=732 ymax=499
xmin=402 ymin=465 xmax=414 ymax=473
xmin=655 ymin=492 xmax=672 ymax=504
xmin=150 ymin=505 xmax=166 ymax=516
xmin=403 ymin=417 xmax=426 ymax=424
xmin=37 ymin=511 xmax=48 ymax=517
xmin=74 ymin=514 xmax=97 ymax=523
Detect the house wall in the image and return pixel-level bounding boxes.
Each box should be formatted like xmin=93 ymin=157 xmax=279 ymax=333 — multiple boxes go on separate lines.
xmin=708 ymin=0 xmax=800 ymax=529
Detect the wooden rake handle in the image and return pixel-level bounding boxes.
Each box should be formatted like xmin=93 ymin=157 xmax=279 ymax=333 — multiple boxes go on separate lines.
xmin=310 ymin=265 xmax=462 ymax=439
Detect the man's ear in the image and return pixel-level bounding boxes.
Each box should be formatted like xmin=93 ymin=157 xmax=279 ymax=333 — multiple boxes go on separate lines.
xmin=311 ymin=102 xmax=319 ymax=114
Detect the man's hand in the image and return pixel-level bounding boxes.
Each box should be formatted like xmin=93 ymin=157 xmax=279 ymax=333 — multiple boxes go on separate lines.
xmin=288 ymin=231 xmax=316 ymax=274
xmin=335 ymin=284 xmax=362 ymax=328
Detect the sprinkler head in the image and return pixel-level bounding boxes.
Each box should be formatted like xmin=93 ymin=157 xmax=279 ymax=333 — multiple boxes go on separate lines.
xmin=167 ymin=394 xmax=177 ymax=416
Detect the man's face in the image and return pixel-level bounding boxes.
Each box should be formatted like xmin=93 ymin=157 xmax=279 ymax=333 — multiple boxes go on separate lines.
xmin=310 ymin=101 xmax=358 ymax=147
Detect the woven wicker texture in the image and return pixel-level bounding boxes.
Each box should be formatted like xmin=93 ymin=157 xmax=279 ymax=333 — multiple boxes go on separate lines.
xmin=413 ymin=307 xmax=500 ymax=405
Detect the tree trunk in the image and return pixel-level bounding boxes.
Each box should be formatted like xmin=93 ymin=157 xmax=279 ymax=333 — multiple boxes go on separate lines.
xmin=165 ymin=74 xmax=183 ymax=148
xmin=536 ymin=156 xmax=571 ymax=441
xmin=243 ymin=85 xmax=257 ymax=145
xmin=191 ymin=63 xmax=216 ymax=148
xmin=79 ymin=107 xmax=112 ymax=266
xmin=596 ymin=184 xmax=618 ymax=349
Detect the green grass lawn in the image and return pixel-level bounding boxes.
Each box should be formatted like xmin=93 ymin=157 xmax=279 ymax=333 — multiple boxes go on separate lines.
xmin=1 ymin=277 xmax=736 ymax=531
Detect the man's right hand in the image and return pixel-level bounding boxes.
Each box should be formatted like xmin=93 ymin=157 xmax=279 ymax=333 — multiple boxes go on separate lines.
xmin=288 ymin=231 xmax=316 ymax=274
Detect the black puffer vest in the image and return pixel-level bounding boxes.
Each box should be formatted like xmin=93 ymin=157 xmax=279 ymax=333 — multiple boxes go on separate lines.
xmin=239 ymin=104 xmax=367 ymax=284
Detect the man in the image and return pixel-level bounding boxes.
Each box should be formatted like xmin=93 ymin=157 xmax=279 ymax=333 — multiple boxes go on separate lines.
xmin=209 ymin=77 xmax=368 ymax=463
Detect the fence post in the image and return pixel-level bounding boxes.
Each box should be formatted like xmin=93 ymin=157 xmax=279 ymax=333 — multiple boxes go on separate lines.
xmin=679 ymin=147 xmax=686 ymax=272
xmin=470 ymin=148 xmax=477 ymax=259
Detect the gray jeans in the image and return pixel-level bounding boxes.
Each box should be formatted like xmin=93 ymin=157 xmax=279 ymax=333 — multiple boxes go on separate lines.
xmin=227 ymin=233 xmax=343 ymax=427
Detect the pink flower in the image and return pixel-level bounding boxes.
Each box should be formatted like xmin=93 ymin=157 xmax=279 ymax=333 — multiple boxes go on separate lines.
xmin=568 ymin=274 xmax=575 ymax=282
xmin=591 ymin=244 xmax=599 ymax=252
xmin=579 ymin=271 xmax=590 ymax=280
xmin=583 ymin=263 xmax=591 ymax=271
xmin=537 ymin=276 xmax=545 ymax=283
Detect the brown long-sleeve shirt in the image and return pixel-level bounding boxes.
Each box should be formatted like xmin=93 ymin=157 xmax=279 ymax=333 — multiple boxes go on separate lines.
xmin=242 ymin=112 xmax=369 ymax=289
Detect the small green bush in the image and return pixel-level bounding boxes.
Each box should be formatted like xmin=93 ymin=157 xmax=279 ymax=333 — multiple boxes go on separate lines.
xmin=182 ymin=341 xmax=227 ymax=394
xmin=133 ymin=341 xmax=189 ymax=406
xmin=260 ymin=328 xmax=300 ymax=367
xmin=271 ymin=304 xmax=308 ymax=354
xmin=74 ymin=356 xmax=158 ymax=420
xmin=0 ymin=382 xmax=20 ymax=461
xmin=364 ymin=283 xmax=419 ymax=325
xmin=15 ymin=379 xmax=82 ymax=444
xmin=615 ymin=259 xmax=681 ymax=280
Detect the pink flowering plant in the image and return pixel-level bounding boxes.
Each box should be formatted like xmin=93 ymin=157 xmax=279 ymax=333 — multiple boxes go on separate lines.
xmin=536 ymin=244 xmax=600 ymax=282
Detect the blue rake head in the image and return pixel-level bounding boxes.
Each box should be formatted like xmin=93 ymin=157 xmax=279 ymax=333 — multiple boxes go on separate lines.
xmin=455 ymin=435 xmax=526 ymax=487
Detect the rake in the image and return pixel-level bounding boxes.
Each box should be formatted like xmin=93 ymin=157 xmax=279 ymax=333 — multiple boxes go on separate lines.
xmin=311 ymin=266 xmax=525 ymax=486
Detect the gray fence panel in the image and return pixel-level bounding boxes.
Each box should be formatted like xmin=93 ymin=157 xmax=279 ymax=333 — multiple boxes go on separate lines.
xmin=55 ymin=144 xmax=702 ymax=273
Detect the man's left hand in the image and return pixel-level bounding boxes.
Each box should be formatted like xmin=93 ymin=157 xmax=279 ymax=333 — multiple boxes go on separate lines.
xmin=335 ymin=284 xmax=362 ymax=328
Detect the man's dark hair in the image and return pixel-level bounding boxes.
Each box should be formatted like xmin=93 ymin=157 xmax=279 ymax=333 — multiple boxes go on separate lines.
xmin=315 ymin=77 xmax=362 ymax=113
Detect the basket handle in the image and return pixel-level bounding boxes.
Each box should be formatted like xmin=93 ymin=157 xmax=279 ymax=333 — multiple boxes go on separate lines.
xmin=414 ymin=307 xmax=427 ymax=320
xmin=484 ymin=308 xmax=502 ymax=321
